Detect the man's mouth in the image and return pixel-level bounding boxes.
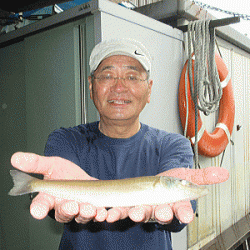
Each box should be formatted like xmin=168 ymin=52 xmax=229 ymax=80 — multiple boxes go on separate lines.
xmin=108 ymin=100 xmax=131 ymax=104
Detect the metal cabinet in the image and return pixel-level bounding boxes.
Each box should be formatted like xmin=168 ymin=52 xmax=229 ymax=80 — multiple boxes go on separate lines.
xmin=0 ymin=1 xmax=185 ymax=248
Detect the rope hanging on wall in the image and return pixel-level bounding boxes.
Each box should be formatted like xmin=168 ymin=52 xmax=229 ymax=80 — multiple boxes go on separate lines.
xmin=186 ymin=20 xmax=222 ymax=168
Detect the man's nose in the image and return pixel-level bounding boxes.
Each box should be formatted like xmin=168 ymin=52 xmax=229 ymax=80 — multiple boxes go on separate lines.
xmin=111 ymin=77 xmax=128 ymax=92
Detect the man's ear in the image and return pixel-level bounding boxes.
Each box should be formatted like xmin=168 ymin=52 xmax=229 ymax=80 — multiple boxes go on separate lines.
xmin=147 ymin=80 xmax=153 ymax=103
xmin=88 ymin=76 xmax=93 ymax=100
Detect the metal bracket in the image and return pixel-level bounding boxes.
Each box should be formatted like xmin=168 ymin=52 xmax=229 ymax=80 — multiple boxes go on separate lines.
xmin=177 ymin=16 xmax=240 ymax=32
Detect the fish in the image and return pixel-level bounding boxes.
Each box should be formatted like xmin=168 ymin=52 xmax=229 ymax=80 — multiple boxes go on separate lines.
xmin=8 ymin=170 xmax=209 ymax=207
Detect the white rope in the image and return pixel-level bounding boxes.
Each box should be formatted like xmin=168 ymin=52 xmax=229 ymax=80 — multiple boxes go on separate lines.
xmin=186 ymin=20 xmax=222 ymax=168
xmin=188 ymin=20 xmax=222 ymax=116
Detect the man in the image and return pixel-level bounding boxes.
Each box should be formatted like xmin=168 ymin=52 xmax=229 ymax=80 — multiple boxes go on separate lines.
xmin=11 ymin=39 xmax=229 ymax=249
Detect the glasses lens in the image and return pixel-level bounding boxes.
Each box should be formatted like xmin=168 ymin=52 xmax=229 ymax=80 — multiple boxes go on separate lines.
xmin=97 ymin=74 xmax=114 ymax=84
xmin=95 ymin=74 xmax=146 ymax=86
xmin=125 ymin=75 xmax=139 ymax=85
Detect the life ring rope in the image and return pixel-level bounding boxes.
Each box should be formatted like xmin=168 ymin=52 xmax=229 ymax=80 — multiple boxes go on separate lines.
xmin=221 ymin=71 xmax=231 ymax=88
xmin=215 ymin=123 xmax=231 ymax=143
xmin=190 ymin=124 xmax=205 ymax=144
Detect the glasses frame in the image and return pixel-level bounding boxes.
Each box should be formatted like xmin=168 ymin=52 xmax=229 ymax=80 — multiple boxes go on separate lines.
xmin=90 ymin=71 xmax=150 ymax=86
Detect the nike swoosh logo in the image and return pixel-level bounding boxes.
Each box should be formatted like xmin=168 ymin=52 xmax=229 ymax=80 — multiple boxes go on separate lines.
xmin=134 ymin=50 xmax=144 ymax=56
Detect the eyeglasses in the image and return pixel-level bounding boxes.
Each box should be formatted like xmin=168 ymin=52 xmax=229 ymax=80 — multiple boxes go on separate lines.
xmin=93 ymin=74 xmax=147 ymax=86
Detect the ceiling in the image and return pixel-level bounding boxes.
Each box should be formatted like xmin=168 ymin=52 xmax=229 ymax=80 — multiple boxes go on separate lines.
xmin=0 ymin=0 xmax=71 ymax=30
xmin=0 ymin=0 xmax=69 ymax=13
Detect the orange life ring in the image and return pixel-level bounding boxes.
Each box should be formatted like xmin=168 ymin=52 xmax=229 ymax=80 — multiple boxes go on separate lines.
xmin=178 ymin=53 xmax=235 ymax=157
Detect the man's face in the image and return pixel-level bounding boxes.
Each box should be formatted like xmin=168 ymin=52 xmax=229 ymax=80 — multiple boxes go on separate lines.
xmin=88 ymin=55 xmax=153 ymax=124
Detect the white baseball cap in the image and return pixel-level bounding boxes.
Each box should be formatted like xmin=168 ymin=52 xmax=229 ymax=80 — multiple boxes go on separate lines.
xmin=89 ymin=38 xmax=152 ymax=74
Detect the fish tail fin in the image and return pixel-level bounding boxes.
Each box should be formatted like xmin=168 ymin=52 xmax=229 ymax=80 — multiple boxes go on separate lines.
xmin=8 ymin=170 xmax=37 ymax=196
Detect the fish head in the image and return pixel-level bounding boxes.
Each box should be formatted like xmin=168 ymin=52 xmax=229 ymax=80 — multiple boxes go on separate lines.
xmin=160 ymin=176 xmax=209 ymax=201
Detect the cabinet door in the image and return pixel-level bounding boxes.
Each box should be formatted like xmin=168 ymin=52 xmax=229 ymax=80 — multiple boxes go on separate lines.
xmin=0 ymin=41 xmax=29 ymax=250
xmin=0 ymin=12 xmax=99 ymax=249
xmin=25 ymin=22 xmax=82 ymax=154
xmin=24 ymin=21 xmax=82 ymax=249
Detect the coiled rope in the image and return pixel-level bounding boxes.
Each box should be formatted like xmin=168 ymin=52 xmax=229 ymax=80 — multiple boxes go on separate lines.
xmin=185 ymin=20 xmax=223 ymax=168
